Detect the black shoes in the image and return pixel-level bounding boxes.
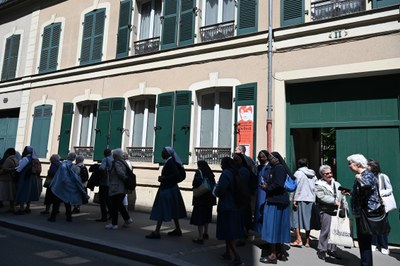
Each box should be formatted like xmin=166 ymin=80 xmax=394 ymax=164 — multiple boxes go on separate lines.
xmin=72 ymin=208 xmax=80 ymax=214
xmin=259 ymin=256 xmax=277 ymax=264
xmin=145 ymin=231 xmax=161 ymax=239
xmin=167 ymin=229 xmax=182 ymax=236
xmin=327 ymin=251 xmax=342 ymax=260
xmin=317 ymin=250 xmax=326 ymax=261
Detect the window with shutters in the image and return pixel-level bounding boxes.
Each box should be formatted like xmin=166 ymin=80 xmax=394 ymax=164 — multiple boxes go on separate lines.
xmin=126 ymin=96 xmax=156 ymax=162
xmin=200 ymin=0 xmax=235 ymax=42
xmin=116 ymin=0 xmax=133 ymax=58
xmin=80 ymin=8 xmax=106 ymax=65
xmin=195 ymin=88 xmax=233 ymax=164
xmin=78 ymin=102 xmax=97 ymax=146
xmin=134 ymin=0 xmax=161 ymax=54
xmin=1 ymin=34 xmax=20 ymax=81
xmin=39 ymin=23 xmax=61 ymax=73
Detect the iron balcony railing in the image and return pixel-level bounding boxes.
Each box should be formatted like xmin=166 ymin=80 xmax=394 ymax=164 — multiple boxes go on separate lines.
xmin=195 ymin=147 xmax=232 ymax=165
xmin=74 ymin=146 xmax=94 ymax=159
xmin=311 ymin=0 xmax=365 ymax=21
xmin=126 ymin=147 xmax=153 ymax=163
xmin=134 ymin=37 xmax=160 ymax=55
xmin=200 ymin=20 xmax=235 ymax=43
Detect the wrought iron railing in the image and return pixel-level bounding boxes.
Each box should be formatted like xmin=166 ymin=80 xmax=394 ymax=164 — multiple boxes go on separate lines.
xmin=200 ymin=21 xmax=235 ymax=43
xmin=311 ymin=0 xmax=365 ymax=21
xmin=134 ymin=37 xmax=160 ymax=55
xmin=195 ymin=147 xmax=232 ymax=165
xmin=126 ymin=147 xmax=153 ymax=163
xmin=74 ymin=146 xmax=94 ymax=159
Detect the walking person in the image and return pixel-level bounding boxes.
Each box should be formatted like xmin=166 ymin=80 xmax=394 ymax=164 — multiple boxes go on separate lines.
xmin=15 ymin=146 xmax=40 ymax=214
xmin=40 ymin=154 xmax=61 ymax=215
xmin=105 ymin=149 xmax=133 ymax=230
xmin=259 ymin=151 xmax=291 ymax=263
xmin=96 ymin=149 xmax=113 ymax=222
xmin=214 ymin=157 xmax=244 ymax=266
xmin=367 ymin=159 xmax=393 ymax=255
xmin=0 ymin=148 xmax=19 ymax=213
xmin=347 ymin=154 xmax=382 ymax=266
xmin=48 ymin=152 xmax=88 ymax=222
xmin=72 ymin=155 xmax=88 ymax=214
xmin=315 ymin=165 xmax=343 ymax=260
xmin=122 ymin=151 xmax=134 ymax=211
xmin=190 ymin=160 xmax=216 ymax=244
xmin=146 ymin=147 xmax=187 ymax=239
xmin=290 ymin=158 xmax=317 ymax=248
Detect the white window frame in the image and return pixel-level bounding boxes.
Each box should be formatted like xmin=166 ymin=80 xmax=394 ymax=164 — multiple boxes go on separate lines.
xmin=129 ymin=97 xmax=155 ymax=147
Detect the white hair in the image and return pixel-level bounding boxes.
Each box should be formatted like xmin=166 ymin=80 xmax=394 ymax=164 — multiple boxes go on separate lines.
xmin=347 ymin=154 xmax=368 ymax=168
xmin=319 ymin=165 xmax=331 ymax=176
xmin=112 ymin=148 xmax=124 ymax=160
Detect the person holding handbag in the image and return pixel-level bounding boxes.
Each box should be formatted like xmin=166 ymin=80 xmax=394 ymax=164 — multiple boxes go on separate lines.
xmin=367 ymin=159 xmax=394 ymax=255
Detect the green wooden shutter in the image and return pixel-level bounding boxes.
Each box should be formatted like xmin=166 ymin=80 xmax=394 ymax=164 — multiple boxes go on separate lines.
xmin=161 ymin=0 xmax=178 ymax=50
xmin=237 ymin=0 xmax=258 ymax=35
xmin=57 ymin=102 xmax=74 ymax=160
xmin=80 ymin=9 xmax=105 ymax=65
xmin=235 ymin=83 xmax=257 ymax=159
xmin=373 ymin=0 xmax=400 ymax=8
xmin=0 ymin=117 xmax=18 ymax=156
xmin=173 ymin=91 xmax=192 ymax=164
xmin=154 ymin=92 xmax=174 ymax=163
xmin=31 ymin=105 xmax=52 ymax=158
xmin=39 ymin=23 xmax=61 ymax=73
xmin=116 ymin=0 xmax=132 ymax=58
xmin=178 ymin=0 xmax=195 ymax=47
xmin=93 ymin=99 xmax=111 ymax=161
xmin=1 ymin=35 xmax=20 ymax=81
xmin=109 ymin=98 xmax=125 ymax=149
xmin=281 ymin=0 xmax=304 ymax=27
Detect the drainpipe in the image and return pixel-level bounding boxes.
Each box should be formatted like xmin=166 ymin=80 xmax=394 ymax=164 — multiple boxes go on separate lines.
xmin=267 ymin=0 xmax=273 ymax=152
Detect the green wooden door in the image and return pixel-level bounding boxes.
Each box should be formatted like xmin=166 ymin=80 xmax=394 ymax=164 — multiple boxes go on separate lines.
xmin=93 ymin=98 xmax=125 ymax=161
xmin=173 ymin=91 xmax=192 ymax=164
xmin=235 ymin=83 xmax=257 ymax=159
xmin=31 ymin=105 xmax=52 ymax=158
xmin=154 ymin=92 xmax=174 ymax=163
xmin=58 ymin=102 xmax=74 ymax=160
xmin=336 ymin=127 xmax=400 ymax=244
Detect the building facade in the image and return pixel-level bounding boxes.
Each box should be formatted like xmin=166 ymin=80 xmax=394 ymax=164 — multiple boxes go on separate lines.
xmin=0 ymin=0 xmax=399 ymax=243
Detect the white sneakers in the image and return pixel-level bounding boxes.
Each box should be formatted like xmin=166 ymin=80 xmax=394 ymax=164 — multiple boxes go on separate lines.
xmin=371 ymin=245 xmax=390 ymax=255
xmin=105 ymin=224 xmax=118 ymax=230
xmin=381 ymin=248 xmax=389 ymax=255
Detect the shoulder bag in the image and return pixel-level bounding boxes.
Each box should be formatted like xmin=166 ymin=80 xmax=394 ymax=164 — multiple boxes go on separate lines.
xmin=328 ymin=205 xmax=354 ymax=247
xmin=379 ymin=174 xmax=397 ymax=213
xmin=193 ymin=170 xmax=212 ymax=197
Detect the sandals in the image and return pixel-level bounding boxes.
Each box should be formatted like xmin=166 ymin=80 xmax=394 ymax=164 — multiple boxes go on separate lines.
xmin=290 ymin=239 xmax=303 ymax=247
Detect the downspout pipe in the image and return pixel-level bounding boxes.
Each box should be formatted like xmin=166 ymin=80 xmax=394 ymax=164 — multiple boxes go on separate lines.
xmin=267 ymin=0 xmax=273 ymax=152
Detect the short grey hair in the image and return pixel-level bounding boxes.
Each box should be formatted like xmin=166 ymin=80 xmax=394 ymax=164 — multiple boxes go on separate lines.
xmin=347 ymin=154 xmax=368 ymax=168
xmin=67 ymin=152 xmax=77 ymax=161
xmin=319 ymin=165 xmax=331 ymax=176
xmin=112 ymin=148 xmax=124 ymax=160
xmin=122 ymin=152 xmax=129 ymax=160
xmin=75 ymin=155 xmax=84 ymax=164
xmin=237 ymin=145 xmax=246 ymax=154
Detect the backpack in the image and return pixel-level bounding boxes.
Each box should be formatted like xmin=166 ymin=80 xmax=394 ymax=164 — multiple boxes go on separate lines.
xmin=87 ymin=164 xmax=100 ymax=190
xmin=234 ymin=171 xmax=251 ymax=209
xmin=78 ymin=165 xmax=89 ymax=183
xmin=121 ymin=161 xmax=136 ymax=190
xmin=31 ymin=158 xmax=42 ymax=176
xmin=176 ymin=163 xmax=186 ymax=183
xmin=284 ymin=174 xmax=297 ymax=192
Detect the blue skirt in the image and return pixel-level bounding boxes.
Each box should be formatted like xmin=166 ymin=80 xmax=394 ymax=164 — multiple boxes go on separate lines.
xmin=261 ymin=203 xmax=291 ymax=244
xmin=150 ymin=185 xmax=187 ymax=222
xmin=216 ymin=210 xmax=244 ymax=241
xmin=190 ymin=204 xmax=213 ymax=226
xmin=291 ymin=201 xmax=313 ymax=230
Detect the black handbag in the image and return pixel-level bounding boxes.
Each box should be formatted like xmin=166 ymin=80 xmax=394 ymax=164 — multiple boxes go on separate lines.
xmin=359 ymin=205 xmax=390 ymax=235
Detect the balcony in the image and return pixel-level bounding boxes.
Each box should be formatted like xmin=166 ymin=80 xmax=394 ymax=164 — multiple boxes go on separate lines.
xmin=126 ymin=147 xmax=153 ymax=163
xmin=195 ymin=147 xmax=232 ymax=165
xmin=134 ymin=37 xmax=160 ymax=55
xmin=311 ymin=0 xmax=365 ymax=21
xmin=74 ymin=146 xmax=94 ymax=159
xmin=200 ymin=21 xmax=235 ymax=43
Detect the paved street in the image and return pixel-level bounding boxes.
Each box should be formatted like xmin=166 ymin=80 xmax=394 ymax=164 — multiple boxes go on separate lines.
xmin=0 ymin=199 xmax=399 ymax=265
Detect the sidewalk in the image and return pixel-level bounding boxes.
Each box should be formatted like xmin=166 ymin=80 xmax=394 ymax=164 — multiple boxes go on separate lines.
xmin=0 ymin=200 xmax=399 ymax=266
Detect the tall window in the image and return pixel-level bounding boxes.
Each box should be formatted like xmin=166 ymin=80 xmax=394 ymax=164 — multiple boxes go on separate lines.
xmin=199 ymin=89 xmax=232 ymax=147
xmin=131 ymin=97 xmax=156 ymax=147
xmin=204 ymin=0 xmax=235 ymax=26
xmin=78 ymin=102 xmax=97 ymax=146
xmin=1 ymin=34 xmax=20 ymax=81
xmin=138 ymin=0 xmax=161 ymax=40
xmin=39 ymin=23 xmax=61 ymax=73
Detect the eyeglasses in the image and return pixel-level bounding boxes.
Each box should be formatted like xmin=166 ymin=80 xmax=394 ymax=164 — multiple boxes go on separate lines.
xmin=323 ymin=172 xmax=332 ymax=175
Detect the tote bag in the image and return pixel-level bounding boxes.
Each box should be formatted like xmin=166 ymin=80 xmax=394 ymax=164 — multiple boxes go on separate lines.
xmin=379 ymin=174 xmax=397 ymax=213
xmin=193 ymin=170 xmax=212 ymax=197
xmin=328 ymin=208 xmax=353 ymax=247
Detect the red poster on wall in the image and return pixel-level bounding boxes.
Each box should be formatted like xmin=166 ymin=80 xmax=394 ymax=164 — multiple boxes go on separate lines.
xmin=236 ymin=105 xmax=254 ymax=158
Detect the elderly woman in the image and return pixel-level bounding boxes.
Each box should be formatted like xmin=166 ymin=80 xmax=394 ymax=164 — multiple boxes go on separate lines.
xmin=15 ymin=146 xmax=40 ymax=214
xmin=146 ymin=147 xmax=187 ymax=239
xmin=0 ymin=148 xmax=19 ymax=213
xmin=348 ymin=154 xmax=382 ymax=266
xmin=105 ymin=149 xmax=133 ymax=230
